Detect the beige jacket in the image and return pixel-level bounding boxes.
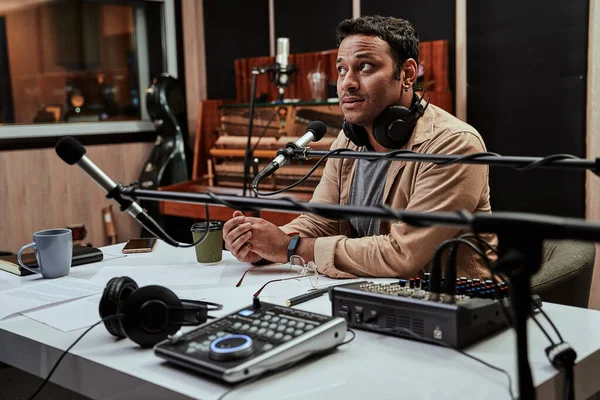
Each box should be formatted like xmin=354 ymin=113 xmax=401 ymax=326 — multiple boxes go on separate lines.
xmin=281 ymin=103 xmax=498 ymax=279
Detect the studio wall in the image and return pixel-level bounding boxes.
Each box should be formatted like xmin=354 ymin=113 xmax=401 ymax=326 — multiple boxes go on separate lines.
xmin=467 ymin=0 xmax=588 ymax=218
xmin=203 ymin=0 xmax=270 ymax=100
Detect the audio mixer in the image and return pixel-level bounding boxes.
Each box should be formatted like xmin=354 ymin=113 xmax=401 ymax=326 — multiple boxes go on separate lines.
xmin=330 ymin=277 xmax=540 ymax=349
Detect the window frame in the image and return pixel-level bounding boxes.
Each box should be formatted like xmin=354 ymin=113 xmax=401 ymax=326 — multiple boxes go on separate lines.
xmin=0 ymin=0 xmax=178 ymax=142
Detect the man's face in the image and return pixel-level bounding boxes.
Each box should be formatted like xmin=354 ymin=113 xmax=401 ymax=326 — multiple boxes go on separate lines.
xmin=336 ymin=34 xmax=404 ymax=127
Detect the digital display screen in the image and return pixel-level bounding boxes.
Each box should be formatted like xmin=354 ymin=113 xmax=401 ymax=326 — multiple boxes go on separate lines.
xmin=238 ymin=309 xmax=254 ymax=316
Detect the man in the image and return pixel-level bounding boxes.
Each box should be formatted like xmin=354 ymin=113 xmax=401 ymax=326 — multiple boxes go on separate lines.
xmin=223 ymin=15 xmax=497 ymax=279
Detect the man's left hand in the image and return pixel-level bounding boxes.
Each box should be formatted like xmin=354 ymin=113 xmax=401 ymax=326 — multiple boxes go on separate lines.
xmin=244 ymin=216 xmax=291 ymax=263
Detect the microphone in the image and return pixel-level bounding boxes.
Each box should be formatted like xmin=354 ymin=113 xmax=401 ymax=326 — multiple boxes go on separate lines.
xmin=253 ymin=120 xmax=327 ymax=189
xmin=55 ymin=136 xmax=179 ymax=246
xmin=275 ymin=38 xmax=290 ymax=87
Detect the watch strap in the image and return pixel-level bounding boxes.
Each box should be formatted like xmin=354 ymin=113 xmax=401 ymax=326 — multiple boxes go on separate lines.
xmin=287 ymin=234 xmax=301 ymax=261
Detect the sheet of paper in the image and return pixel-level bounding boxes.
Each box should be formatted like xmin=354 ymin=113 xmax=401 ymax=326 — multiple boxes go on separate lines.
xmin=22 ymin=294 xmax=103 ymax=332
xmin=0 ymin=277 xmax=103 ymax=320
xmin=86 ymin=261 xmax=229 ymax=288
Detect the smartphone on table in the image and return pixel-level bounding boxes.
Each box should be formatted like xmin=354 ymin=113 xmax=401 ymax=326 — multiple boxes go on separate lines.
xmin=122 ymin=238 xmax=158 ymax=254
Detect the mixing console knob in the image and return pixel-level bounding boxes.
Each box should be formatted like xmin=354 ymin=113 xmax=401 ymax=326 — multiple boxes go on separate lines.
xmin=409 ymin=278 xmax=415 ymax=289
xmin=209 ymin=334 xmax=255 ymax=361
xmin=399 ymin=279 xmax=407 ymax=287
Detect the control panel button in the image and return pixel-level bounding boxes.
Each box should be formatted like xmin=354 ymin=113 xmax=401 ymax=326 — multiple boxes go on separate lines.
xmin=263 ymin=343 xmax=274 ymax=351
xmin=282 ymin=335 xmax=292 ymax=341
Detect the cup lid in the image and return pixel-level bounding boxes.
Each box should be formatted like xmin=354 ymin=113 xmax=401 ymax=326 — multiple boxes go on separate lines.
xmin=191 ymin=221 xmax=223 ymax=232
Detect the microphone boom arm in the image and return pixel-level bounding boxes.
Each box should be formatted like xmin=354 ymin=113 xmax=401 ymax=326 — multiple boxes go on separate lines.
xmin=292 ymin=148 xmax=600 ymax=176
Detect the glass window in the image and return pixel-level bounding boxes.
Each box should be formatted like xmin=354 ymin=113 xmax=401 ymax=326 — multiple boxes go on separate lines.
xmin=0 ymin=0 xmax=177 ymax=139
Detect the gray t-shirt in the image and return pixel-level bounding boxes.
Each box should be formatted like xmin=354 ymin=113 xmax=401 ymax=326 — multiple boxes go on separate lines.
xmin=348 ymin=148 xmax=392 ymax=237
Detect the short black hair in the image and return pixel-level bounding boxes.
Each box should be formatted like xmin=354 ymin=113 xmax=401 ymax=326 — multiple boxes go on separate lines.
xmin=336 ymin=15 xmax=419 ymax=80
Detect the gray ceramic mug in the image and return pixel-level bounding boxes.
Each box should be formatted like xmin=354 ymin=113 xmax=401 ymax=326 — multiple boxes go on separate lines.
xmin=17 ymin=228 xmax=73 ymax=279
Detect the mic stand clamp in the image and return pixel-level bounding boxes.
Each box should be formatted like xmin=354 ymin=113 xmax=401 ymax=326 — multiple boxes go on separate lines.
xmin=106 ymin=181 xmax=135 ymax=212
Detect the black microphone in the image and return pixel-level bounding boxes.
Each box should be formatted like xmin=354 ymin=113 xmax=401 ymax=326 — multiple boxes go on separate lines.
xmin=252 ymin=120 xmax=327 ymax=189
xmin=55 ymin=136 xmax=179 ymax=246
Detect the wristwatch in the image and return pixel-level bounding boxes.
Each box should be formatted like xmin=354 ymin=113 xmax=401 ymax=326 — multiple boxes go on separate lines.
xmin=287 ymin=234 xmax=301 ymax=260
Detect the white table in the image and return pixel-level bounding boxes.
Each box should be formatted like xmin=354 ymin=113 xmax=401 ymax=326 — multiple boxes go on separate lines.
xmin=1 ymin=241 xmax=600 ymax=400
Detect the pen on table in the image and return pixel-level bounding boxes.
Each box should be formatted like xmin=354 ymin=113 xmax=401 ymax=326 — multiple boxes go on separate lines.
xmin=286 ymin=288 xmax=329 ymax=307
xmin=286 ymin=280 xmax=366 ymax=307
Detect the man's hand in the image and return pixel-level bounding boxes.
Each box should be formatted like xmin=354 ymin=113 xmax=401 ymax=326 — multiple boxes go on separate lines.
xmin=241 ymin=216 xmax=291 ymax=263
xmin=223 ymin=211 xmax=291 ymax=264
xmin=223 ymin=211 xmax=262 ymax=263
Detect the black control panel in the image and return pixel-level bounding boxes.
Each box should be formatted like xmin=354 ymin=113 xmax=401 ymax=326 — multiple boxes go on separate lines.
xmin=154 ymin=301 xmax=347 ymax=382
xmin=330 ymin=281 xmax=533 ymax=349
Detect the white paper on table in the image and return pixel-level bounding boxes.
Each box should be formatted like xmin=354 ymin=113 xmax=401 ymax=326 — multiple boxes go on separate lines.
xmin=86 ymin=261 xmax=229 ymax=288
xmin=0 ymin=277 xmax=104 ymax=320
xmin=22 ymin=294 xmax=104 ymax=332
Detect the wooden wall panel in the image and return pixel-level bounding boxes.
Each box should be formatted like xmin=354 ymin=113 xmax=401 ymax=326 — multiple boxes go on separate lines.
xmin=0 ymin=142 xmax=152 ymax=254
xmin=234 ymin=41 xmax=452 ymax=113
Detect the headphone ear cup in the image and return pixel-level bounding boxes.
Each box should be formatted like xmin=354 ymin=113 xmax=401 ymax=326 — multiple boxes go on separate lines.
xmin=122 ymin=285 xmax=182 ymax=348
xmin=372 ymin=106 xmax=414 ymax=149
xmin=99 ymin=276 xmax=138 ymax=339
xmin=343 ymin=118 xmax=369 ymax=147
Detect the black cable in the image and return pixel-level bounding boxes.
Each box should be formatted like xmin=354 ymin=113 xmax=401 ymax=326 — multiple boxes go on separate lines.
xmin=458 ymin=233 xmax=500 ymax=255
xmin=253 ymin=148 xmax=358 ymax=196
xmin=535 ymin=304 xmax=564 ymax=344
xmin=216 ymin=328 xmax=355 ymax=400
xmin=250 ymin=109 xmax=279 ymax=154
xmin=565 ymin=362 xmax=574 ymax=400
xmin=373 ymin=326 xmax=515 ymax=400
xmin=136 ymin=203 xmax=211 ymax=248
xmin=27 ymin=315 xmax=124 ymax=400
xmin=513 ymin=153 xmax=580 ymax=171
xmin=290 ymin=148 xmax=596 ymax=174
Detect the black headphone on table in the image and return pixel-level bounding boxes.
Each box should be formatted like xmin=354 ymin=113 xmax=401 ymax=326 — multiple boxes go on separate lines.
xmin=342 ymin=88 xmax=429 ymax=149
xmin=99 ymin=276 xmax=223 ymax=348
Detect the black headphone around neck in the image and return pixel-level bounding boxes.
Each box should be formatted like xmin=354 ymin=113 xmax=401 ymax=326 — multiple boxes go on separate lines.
xmin=343 ymin=88 xmax=430 ymax=149
xmin=99 ymin=276 xmax=223 ymax=348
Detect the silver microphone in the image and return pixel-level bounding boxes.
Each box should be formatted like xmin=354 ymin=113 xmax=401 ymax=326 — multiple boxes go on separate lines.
xmin=55 ymin=136 xmax=178 ymax=246
xmin=253 ymin=121 xmax=327 ymax=188
xmin=276 ymin=37 xmax=290 ymax=86
xmin=276 ymin=37 xmax=289 ymax=68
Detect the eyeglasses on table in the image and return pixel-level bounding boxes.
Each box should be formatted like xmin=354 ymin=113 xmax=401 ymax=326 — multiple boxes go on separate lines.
xmin=236 ymin=255 xmax=319 ymax=297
